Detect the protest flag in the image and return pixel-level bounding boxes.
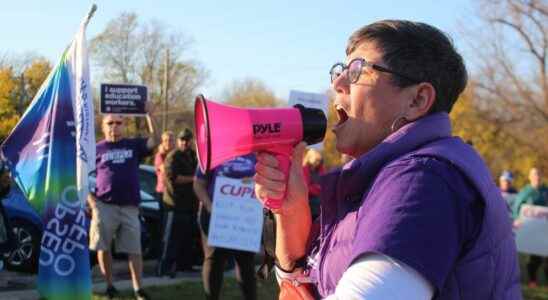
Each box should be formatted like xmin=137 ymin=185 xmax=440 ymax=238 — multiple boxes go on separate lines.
xmin=0 ymin=5 xmax=97 ymax=300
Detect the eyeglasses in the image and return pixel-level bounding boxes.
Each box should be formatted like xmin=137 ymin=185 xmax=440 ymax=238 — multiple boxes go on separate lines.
xmin=329 ymin=58 xmax=420 ymax=84
xmin=106 ymin=121 xmax=123 ymax=126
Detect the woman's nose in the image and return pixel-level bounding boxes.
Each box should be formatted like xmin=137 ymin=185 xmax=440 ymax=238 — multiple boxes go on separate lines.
xmin=332 ymin=70 xmax=350 ymax=95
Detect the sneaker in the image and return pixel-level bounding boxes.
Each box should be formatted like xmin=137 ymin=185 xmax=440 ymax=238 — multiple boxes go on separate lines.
xmin=105 ymin=285 xmax=119 ymax=299
xmin=135 ymin=289 xmax=150 ymax=300
xmin=528 ymin=281 xmax=538 ymax=288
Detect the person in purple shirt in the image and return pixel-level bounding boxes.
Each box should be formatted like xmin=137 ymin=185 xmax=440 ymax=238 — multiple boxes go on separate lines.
xmin=88 ymin=110 xmax=158 ymax=300
xmin=255 ymin=20 xmax=521 ymax=299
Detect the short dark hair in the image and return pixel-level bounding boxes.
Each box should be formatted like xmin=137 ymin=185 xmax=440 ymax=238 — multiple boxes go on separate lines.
xmin=346 ymin=20 xmax=468 ymax=114
xmin=178 ymin=128 xmax=193 ymax=140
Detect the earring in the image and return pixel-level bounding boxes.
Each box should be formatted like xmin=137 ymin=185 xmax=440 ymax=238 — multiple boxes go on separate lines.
xmin=390 ymin=115 xmax=408 ymax=133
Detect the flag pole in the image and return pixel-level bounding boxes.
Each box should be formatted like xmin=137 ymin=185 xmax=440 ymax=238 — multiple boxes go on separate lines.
xmin=83 ymin=4 xmax=97 ymax=28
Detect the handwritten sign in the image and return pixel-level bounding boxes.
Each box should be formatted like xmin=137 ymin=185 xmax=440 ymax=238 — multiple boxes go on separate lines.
xmin=515 ymin=204 xmax=548 ymax=256
xmin=208 ymin=176 xmax=263 ymax=252
xmin=100 ymin=83 xmax=147 ymax=115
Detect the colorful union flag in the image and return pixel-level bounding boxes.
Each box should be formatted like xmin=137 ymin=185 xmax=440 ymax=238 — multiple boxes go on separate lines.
xmin=0 ymin=5 xmax=97 ymax=300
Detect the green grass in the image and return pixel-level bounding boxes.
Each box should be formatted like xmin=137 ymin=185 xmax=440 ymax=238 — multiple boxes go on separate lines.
xmin=92 ymin=277 xmax=279 ymax=300
xmin=92 ymin=254 xmax=548 ymax=299
xmin=524 ymin=287 xmax=548 ymax=300
xmin=521 ymin=254 xmax=548 ymax=300
xmin=92 ymin=281 xmax=548 ymax=300
xmin=91 ymin=278 xmax=548 ymax=300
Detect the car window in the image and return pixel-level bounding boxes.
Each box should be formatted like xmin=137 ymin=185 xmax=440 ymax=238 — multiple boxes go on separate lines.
xmin=138 ymin=166 xmax=157 ymax=197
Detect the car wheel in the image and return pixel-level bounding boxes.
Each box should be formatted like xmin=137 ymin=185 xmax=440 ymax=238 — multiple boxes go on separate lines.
xmin=4 ymin=219 xmax=40 ymax=273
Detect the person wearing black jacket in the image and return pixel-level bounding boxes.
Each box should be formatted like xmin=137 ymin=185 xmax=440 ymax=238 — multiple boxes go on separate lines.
xmin=156 ymin=128 xmax=199 ymax=276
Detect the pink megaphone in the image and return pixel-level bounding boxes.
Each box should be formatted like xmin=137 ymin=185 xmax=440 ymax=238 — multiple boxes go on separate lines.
xmin=194 ymin=94 xmax=326 ymax=209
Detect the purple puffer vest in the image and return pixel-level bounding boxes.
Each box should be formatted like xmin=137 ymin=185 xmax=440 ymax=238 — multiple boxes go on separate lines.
xmin=309 ymin=113 xmax=521 ymax=299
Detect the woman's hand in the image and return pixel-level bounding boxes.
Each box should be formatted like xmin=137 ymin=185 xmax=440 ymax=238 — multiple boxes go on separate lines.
xmin=254 ymin=142 xmax=309 ymax=215
xmin=255 ymin=142 xmax=312 ymax=269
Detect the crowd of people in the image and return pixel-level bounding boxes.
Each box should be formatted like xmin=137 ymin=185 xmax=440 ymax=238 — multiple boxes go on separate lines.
xmin=0 ymin=103 xmax=539 ymax=300
xmin=89 ymin=101 xmax=262 ymax=299
xmin=1 ymin=17 xmax=548 ymax=300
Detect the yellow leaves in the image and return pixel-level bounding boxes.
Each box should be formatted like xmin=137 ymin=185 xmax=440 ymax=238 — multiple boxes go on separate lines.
xmin=450 ymin=88 xmax=545 ymax=188
xmin=0 ymin=115 xmax=19 ymax=138
xmin=0 ymin=68 xmax=18 ymax=122
xmin=0 ymin=59 xmax=51 ymax=139
xmin=23 ymin=59 xmax=51 ymax=100
xmin=0 ymin=68 xmax=16 ymax=101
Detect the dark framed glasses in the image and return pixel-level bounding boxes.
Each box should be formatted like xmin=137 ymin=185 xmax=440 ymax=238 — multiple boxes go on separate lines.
xmin=106 ymin=121 xmax=123 ymax=126
xmin=329 ymin=58 xmax=420 ymax=84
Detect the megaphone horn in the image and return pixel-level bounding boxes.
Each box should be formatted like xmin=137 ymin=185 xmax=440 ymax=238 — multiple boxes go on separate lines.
xmin=194 ymin=94 xmax=326 ymax=209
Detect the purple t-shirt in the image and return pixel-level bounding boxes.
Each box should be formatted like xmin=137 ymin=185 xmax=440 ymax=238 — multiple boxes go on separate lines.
xmin=95 ymin=138 xmax=150 ymax=206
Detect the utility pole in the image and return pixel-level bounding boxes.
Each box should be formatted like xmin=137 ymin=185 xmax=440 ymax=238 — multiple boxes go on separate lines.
xmin=163 ymin=49 xmax=170 ymax=132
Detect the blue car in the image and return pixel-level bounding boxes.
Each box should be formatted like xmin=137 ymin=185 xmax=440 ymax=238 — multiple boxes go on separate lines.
xmin=2 ymin=183 xmax=42 ymax=272
xmin=2 ymin=165 xmax=162 ymax=273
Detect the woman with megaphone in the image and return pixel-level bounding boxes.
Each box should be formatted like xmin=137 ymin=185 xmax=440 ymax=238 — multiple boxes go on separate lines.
xmin=253 ymin=20 xmax=521 ymax=299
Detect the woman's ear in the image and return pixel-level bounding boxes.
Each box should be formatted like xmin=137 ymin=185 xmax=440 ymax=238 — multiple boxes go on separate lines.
xmin=406 ymin=82 xmax=436 ymax=121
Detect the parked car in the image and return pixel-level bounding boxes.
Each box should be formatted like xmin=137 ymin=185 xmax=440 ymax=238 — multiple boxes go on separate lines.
xmin=2 ymin=165 xmax=162 ymax=273
xmin=1 ymin=183 xmax=42 ymax=272
xmin=135 ymin=165 xmax=163 ymax=258
xmin=0 ymin=160 xmax=16 ymax=271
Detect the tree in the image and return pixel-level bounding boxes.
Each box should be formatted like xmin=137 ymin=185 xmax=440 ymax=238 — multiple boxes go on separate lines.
xmin=0 ymin=53 xmax=9 ymax=69
xmin=451 ymin=85 xmax=542 ymax=187
xmin=22 ymin=58 xmax=52 ymax=110
xmin=0 ymin=57 xmax=52 ymax=139
xmin=0 ymin=67 xmax=19 ymax=139
xmin=222 ymin=78 xmax=281 ymax=107
xmin=464 ymin=0 xmax=548 ymax=175
xmin=91 ymin=12 xmax=207 ymax=135
xmin=91 ymin=13 xmax=139 ymax=84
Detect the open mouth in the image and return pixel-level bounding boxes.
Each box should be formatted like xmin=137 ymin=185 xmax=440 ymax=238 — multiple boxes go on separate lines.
xmin=335 ymin=104 xmax=349 ymax=126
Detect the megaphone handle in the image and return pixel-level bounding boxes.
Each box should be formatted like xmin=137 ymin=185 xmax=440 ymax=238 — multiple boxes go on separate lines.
xmin=263 ymin=147 xmax=292 ymax=210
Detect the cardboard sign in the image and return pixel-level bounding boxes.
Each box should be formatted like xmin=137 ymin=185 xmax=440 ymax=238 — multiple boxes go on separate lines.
xmin=288 ymin=90 xmax=328 ymax=150
xmin=515 ymin=204 xmax=548 ymax=256
xmin=208 ymin=176 xmax=263 ymax=252
xmin=100 ymin=83 xmax=147 ymax=115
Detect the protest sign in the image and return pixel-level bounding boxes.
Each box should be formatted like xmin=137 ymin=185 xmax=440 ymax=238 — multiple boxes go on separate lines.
xmin=208 ymin=176 xmax=263 ymax=252
xmin=288 ymin=90 xmax=328 ymax=150
xmin=100 ymin=83 xmax=147 ymax=115
xmin=515 ymin=204 xmax=548 ymax=256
